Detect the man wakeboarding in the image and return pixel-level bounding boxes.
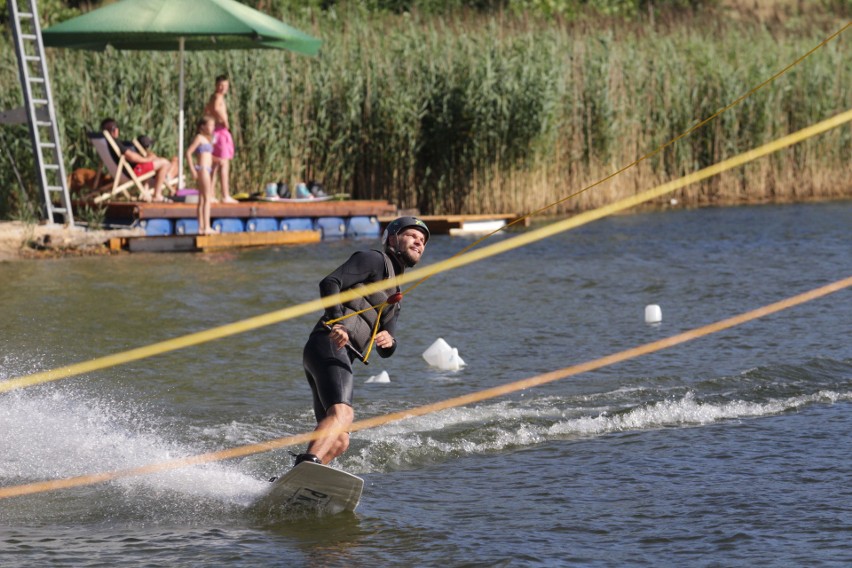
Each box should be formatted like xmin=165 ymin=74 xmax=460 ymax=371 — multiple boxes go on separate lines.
xmin=295 ymin=216 xmax=430 ymax=466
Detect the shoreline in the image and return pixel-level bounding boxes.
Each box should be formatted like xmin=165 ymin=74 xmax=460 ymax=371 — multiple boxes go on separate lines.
xmin=0 ymin=221 xmax=144 ymax=262
xmin=1 ymin=197 xmax=848 ymax=261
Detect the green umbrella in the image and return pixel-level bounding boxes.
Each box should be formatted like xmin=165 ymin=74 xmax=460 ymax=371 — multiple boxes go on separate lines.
xmin=43 ymin=0 xmax=322 ymax=185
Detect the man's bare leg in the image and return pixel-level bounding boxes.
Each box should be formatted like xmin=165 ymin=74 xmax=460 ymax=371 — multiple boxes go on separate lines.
xmin=151 ymin=159 xmax=170 ymax=201
xmin=219 ymin=159 xmax=237 ymax=203
xmin=306 ymin=403 xmax=354 ymax=464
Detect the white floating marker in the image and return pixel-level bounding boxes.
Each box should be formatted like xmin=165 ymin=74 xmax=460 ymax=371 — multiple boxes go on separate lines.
xmin=422 ymin=338 xmax=466 ymax=371
xmin=365 ymin=370 xmax=390 ymax=383
xmin=645 ymin=304 xmax=662 ymax=324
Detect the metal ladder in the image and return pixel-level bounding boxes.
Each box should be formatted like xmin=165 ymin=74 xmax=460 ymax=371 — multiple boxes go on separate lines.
xmin=7 ymin=0 xmax=74 ymax=225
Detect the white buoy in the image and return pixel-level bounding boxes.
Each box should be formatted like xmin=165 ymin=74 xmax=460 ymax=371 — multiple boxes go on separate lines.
xmin=423 ymin=338 xmax=466 ymax=371
xmin=365 ymin=370 xmax=390 ymax=383
xmin=645 ymin=304 xmax=662 ymax=324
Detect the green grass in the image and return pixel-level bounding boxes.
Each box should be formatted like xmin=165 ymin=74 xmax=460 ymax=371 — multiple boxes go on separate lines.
xmin=1 ymin=11 xmax=849 ymax=220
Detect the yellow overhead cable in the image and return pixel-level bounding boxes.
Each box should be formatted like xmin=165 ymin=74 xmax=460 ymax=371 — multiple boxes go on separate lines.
xmin=1 ymin=108 xmax=850 ymax=394
xmin=1 ymin=275 xmax=848 ymax=500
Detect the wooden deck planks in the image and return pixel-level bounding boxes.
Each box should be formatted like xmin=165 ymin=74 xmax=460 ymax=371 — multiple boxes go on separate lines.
xmin=111 ymin=230 xmax=321 ymax=253
xmin=99 ymin=199 xmax=397 ymax=220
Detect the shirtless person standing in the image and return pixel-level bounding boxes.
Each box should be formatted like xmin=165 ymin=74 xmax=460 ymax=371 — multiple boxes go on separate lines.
xmin=204 ymin=74 xmax=237 ymax=203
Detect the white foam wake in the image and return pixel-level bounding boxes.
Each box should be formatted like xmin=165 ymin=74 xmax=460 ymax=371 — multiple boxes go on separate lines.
xmin=347 ymin=390 xmax=851 ymax=471
xmin=0 ymin=387 xmax=266 ymax=508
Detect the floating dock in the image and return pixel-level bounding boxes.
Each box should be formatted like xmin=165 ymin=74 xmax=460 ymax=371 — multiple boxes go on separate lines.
xmin=90 ymin=199 xmax=526 ymax=252
xmin=96 ymin=199 xmax=397 ymax=240
xmin=103 ymin=199 xmax=396 ymax=223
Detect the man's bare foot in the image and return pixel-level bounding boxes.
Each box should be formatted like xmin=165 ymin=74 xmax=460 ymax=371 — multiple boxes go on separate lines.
xmin=223 ymin=196 xmax=238 ymax=203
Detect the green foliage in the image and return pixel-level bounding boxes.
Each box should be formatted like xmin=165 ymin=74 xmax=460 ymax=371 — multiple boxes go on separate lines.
xmin=822 ymin=0 xmax=852 ymax=13
xmin=75 ymin=202 xmax=106 ymax=229
xmin=1 ymin=4 xmax=849 ymax=219
xmin=249 ymin=0 xmax=719 ymax=18
xmin=0 ymin=0 xmax=81 ymax=27
xmin=251 ymin=0 xmax=508 ymax=16
xmin=497 ymin=0 xmax=718 ymax=18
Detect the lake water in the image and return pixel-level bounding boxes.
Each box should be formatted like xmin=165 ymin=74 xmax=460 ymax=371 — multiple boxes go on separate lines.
xmin=1 ymin=202 xmax=850 ymax=567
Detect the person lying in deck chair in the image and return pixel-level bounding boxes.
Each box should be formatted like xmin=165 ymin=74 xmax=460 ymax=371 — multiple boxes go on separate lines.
xmin=99 ymin=118 xmax=178 ymax=202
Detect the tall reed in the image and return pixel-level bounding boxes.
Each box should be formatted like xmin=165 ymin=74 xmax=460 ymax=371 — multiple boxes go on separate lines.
xmin=0 ymin=11 xmax=849 ymax=219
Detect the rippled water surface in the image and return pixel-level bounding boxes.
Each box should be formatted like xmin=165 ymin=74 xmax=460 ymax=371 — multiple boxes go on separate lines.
xmin=1 ymin=202 xmax=850 ymax=566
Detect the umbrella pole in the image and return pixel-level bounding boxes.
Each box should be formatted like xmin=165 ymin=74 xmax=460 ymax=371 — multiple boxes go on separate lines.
xmin=178 ymin=37 xmax=185 ymax=190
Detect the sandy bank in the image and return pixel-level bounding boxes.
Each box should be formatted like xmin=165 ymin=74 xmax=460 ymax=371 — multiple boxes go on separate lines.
xmin=0 ymin=222 xmax=144 ymax=261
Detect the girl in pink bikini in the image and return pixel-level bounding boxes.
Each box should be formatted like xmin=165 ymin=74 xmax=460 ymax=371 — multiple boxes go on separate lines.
xmin=186 ymin=116 xmax=218 ymax=235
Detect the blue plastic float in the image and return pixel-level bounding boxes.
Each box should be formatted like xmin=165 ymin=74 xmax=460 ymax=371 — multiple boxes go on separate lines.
xmin=212 ymin=219 xmax=245 ymax=233
xmin=279 ymin=218 xmax=314 ymax=232
xmin=314 ymin=217 xmax=347 ymax=239
xmin=174 ymin=219 xmax=198 ymax=235
xmin=140 ymin=218 xmax=173 ymax=236
xmin=246 ymin=218 xmax=278 ymax=232
xmin=345 ymin=216 xmax=380 ymax=238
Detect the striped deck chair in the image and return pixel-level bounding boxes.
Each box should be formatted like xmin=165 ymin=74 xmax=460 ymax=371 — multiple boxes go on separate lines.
xmin=87 ymin=130 xmax=155 ymax=203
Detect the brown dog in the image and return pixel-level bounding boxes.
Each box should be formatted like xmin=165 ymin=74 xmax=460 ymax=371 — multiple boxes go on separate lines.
xmin=68 ymin=168 xmax=113 ymax=197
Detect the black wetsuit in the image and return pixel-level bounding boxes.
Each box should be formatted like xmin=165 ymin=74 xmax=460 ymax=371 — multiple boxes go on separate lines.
xmin=303 ymin=250 xmax=402 ymax=421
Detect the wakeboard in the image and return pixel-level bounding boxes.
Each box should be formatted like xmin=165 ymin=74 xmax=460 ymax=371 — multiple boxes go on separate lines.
xmin=254 ymin=461 xmax=364 ymax=515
